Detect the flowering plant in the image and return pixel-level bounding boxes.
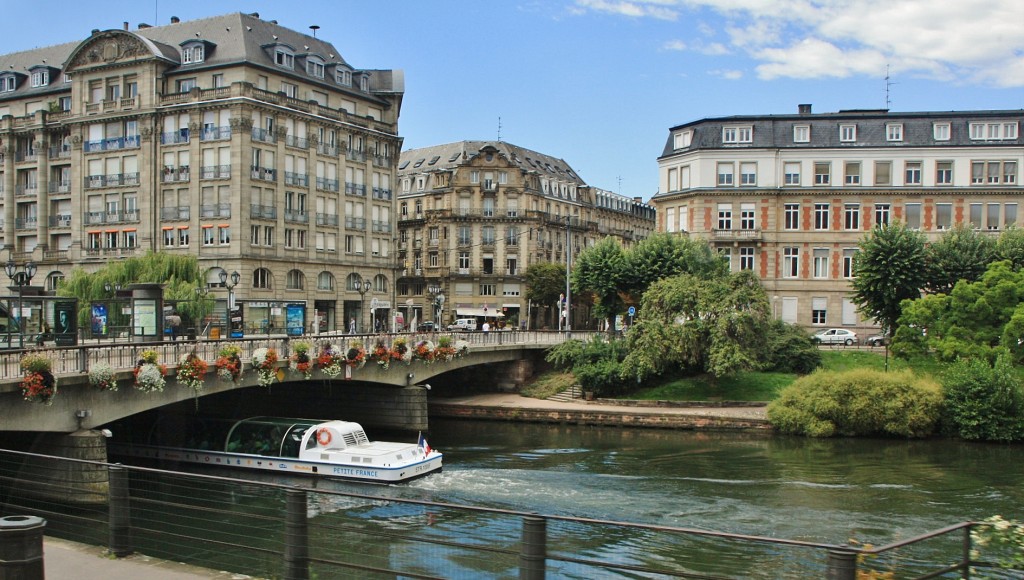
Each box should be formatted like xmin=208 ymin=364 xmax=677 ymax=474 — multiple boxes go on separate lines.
xmin=390 ymin=337 xmax=411 ymax=365
xmin=435 ymin=336 xmax=459 ymax=362
xmin=371 ymin=341 xmax=391 ymax=370
xmin=215 ymin=344 xmax=243 ymax=382
xmin=133 ymin=349 xmax=167 ymax=393
xmin=455 ymin=339 xmax=470 ymax=356
xmin=971 ymin=515 xmax=1024 ymax=573
xmin=346 ymin=340 xmax=366 ymax=369
xmin=317 ymin=343 xmax=344 ymax=378
xmin=290 ymin=341 xmax=313 ymax=379
xmin=252 ymin=347 xmax=280 ymax=387
xmin=21 ymin=353 xmax=56 ymax=405
xmin=176 ymin=352 xmax=208 ymax=394
xmin=88 ymin=362 xmax=118 ymax=392
xmin=414 ymin=340 xmax=436 ymax=364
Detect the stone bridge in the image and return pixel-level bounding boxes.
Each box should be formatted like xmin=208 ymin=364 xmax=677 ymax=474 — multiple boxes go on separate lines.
xmin=1 ymin=331 xmax=591 ymax=433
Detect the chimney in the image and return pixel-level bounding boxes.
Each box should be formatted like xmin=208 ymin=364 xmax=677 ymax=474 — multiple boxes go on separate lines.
xmin=633 ymin=197 xmax=643 ymax=203
xmin=123 ymin=21 xmax=129 ymax=30
xmin=798 ymin=104 xmax=812 ymax=115
xmin=138 ymin=23 xmax=151 ymax=29
xmin=170 ymin=16 xmax=180 ymax=24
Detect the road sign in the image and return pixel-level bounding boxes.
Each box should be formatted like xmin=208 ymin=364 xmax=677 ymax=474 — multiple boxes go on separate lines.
xmin=627 ymin=306 xmax=636 ymax=316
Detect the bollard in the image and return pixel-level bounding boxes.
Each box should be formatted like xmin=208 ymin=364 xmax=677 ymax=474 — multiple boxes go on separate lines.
xmin=284 ymin=488 xmax=309 ymax=580
xmin=825 ymin=547 xmax=858 ymax=580
xmin=519 ymin=515 xmax=546 ymax=580
xmin=0 ymin=515 xmax=46 ymax=580
xmin=108 ymin=464 xmax=133 ymax=557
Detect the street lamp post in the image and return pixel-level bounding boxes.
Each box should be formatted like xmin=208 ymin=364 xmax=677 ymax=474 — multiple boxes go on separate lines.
xmin=428 ymin=284 xmax=444 ymax=330
xmin=357 ymin=278 xmax=371 ymax=333
xmin=220 ymin=270 xmax=240 ymax=338
xmin=5 ymin=260 xmax=36 ymax=349
xmin=103 ymin=282 xmax=122 ymax=341
xmin=194 ymin=286 xmax=209 ymax=339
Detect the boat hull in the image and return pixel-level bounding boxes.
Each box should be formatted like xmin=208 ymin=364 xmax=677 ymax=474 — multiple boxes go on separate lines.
xmin=109 ymin=443 xmax=443 ymax=484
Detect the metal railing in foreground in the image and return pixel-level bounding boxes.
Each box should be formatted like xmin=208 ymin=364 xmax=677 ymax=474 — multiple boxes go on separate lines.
xmin=0 ymin=448 xmax=1012 ymax=579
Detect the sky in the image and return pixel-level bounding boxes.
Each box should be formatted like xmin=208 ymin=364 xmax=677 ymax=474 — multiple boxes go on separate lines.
xmin=3 ymin=0 xmax=1023 ymax=200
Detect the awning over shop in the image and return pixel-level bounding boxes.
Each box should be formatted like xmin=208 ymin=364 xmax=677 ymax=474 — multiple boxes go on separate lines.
xmin=455 ymin=308 xmax=504 ymax=317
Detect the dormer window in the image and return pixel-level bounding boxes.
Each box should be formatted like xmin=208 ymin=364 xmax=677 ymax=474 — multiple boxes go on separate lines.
xmin=275 ymin=48 xmax=294 ymax=69
xmin=30 ymin=70 xmax=49 ymax=88
xmin=722 ymin=125 xmax=752 ymax=144
xmin=306 ymin=57 xmax=325 ymax=79
xmin=182 ymin=45 xmax=204 ymax=64
xmin=359 ymin=74 xmax=368 ymax=91
xmin=0 ymin=75 xmax=17 ymax=93
xmin=336 ymin=68 xmax=352 ymax=86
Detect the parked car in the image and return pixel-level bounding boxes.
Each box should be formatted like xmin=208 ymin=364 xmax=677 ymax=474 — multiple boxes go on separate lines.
xmin=864 ymin=332 xmax=890 ymax=347
xmin=447 ymin=318 xmax=478 ymax=332
xmin=417 ymin=321 xmax=438 ymax=332
xmin=812 ymin=328 xmax=858 ymax=346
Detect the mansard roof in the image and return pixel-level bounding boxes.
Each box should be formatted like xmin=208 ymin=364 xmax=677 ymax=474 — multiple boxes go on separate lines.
xmin=399 ymin=141 xmax=587 ymax=185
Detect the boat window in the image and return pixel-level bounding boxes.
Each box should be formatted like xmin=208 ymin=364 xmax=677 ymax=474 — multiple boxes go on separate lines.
xmin=281 ymin=425 xmax=309 ymax=458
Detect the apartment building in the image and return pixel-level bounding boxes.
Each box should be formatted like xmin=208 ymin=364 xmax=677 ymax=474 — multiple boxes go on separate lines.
xmin=653 ymin=105 xmax=1023 ymax=334
xmin=0 ymin=12 xmax=403 ymax=333
xmin=396 ymin=141 xmax=655 ymax=330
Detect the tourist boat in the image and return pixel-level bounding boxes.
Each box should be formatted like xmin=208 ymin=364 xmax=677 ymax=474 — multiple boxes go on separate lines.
xmin=109 ymin=416 xmax=442 ymax=483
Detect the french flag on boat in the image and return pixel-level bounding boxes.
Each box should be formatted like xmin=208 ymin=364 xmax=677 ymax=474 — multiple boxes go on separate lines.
xmin=418 ymin=432 xmax=432 ymax=455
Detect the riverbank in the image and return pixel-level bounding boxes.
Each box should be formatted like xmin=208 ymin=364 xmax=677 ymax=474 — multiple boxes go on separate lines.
xmin=428 ymin=392 xmax=771 ymax=430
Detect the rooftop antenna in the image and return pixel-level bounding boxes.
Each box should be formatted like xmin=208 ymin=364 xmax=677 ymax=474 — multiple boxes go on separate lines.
xmin=309 ymin=25 xmax=319 ymax=37
xmin=617 ymin=176 xmax=623 ymax=195
xmin=885 ymin=64 xmax=896 ymax=110
xmin=497 ymin=116 xmax=502 ymax=142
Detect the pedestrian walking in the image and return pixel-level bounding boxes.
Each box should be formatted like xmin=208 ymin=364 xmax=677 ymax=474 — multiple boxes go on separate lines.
xmin=349 ymin=317 xmax=356 ymax=334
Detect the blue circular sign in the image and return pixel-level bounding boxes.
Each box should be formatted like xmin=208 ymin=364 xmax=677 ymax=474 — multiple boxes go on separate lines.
xmin=627 ymin=306 xmax=636 ymax=316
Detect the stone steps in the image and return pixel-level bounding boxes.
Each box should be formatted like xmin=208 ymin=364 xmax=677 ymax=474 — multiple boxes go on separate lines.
xmin=547 ymin=385 xmax=582 ymax=402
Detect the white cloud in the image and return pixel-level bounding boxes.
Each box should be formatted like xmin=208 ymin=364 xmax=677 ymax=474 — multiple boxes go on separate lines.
xmin=575 ymin=0 xmax=1024 ymax=86
xmin=709 ymin=68 xmax=744 ymax=80
xmin=663 ymin=39 xmax=687 ymax=51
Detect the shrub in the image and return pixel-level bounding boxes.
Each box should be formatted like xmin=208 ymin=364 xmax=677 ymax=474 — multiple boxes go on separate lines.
xmin=767 ymin=369 xmax=942 ymax=438
xmin=574 ymin=359 xmax=628 ymax=397
xmin=941 ymin=354 xmax=1024 ymax=442
xmin=760 ymin=320 xmax=822 ymax=374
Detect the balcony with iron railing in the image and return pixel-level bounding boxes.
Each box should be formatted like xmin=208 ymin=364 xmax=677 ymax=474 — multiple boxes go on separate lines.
xmin=85 ymin=173 xmax=140 ymax=189
xmin=15 ymin=217 xmax=38 ymax=230
xmin=201 ymin=126 xmax=231 ymax=141
xmin=284 ymin=209 xmax=309 ymax=223
xmin=372 ymin=220 xmax=392 ymax=233
xmin=160 ymin=206 xmax=190 ymax=221
xmin=372 ymin=154 xmax=391 ymax=168
xmin=48 ymin=214 xmax=72 ymax=228
xmin=345 ymin=217 xmax=366 ymax=230
xmin=48 ymin=146 xmax=71 ymax=160
xmin=250 ymin=165 xmax=277 ymax=182
xmin=14 ymin=150 xmax=37 ymax=163
xmin=344 ymin=182 xmax=366 ymax=196
xmin=83 ymin=135 xmax=140 ymax=152
xmin=316 ymin=213 xmax=339 ymax=226
xmin=47 ymin=180 xmax=71 ymax=194
xmin=372 ymin=187 xmax=392 ymax=200
xmin=346 ymin=149 xmax=366 ymax=162
xmin=84 ymin=210 xmax=141 ymax=225
xmin=285 ymin=135 xmax=309 ymax=149
xmin=200 ymin=204 xmax=231 ymax=218
xmin=160 ymin=130 xmax=190 ymax=145
xmin=251 ymin=127 xmax=276 ymax=143
xmin=14 ymin=184 xmax=38 ymax=197
xmin=315 ymin=177 xmax=339 ymax=192
xmin=200 ymin=165 xmax=231 ymax=180
xmin=457 ymin=237 xmax=472 ymax=247
xmin=250 ymin=204 xmax=277 ymax=220
xmin=284 ymin=172 xmax=309 ymax=187
xmin=162 ymin=166 xmax=190 ymax=183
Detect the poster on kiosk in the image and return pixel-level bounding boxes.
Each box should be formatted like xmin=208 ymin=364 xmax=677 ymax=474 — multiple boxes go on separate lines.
xmin=230 ymin=304 xmax=244 ymax=338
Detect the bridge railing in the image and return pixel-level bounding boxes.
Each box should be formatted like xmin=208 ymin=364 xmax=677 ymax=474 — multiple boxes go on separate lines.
xmin=0 ymin=447 xmax=1005 ymax=579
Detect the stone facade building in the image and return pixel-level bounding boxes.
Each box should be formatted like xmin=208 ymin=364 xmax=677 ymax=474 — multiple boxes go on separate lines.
xmin=0 ymin=12 xmax=403 ymax=333
xmin=653 ymin=104 xmax=1023 ymax=335
xmin=396 ymin=141 xmax=655 ymax=330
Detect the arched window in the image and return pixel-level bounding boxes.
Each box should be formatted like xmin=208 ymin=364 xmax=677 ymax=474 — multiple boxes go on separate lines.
xmin=374 ymin=274 xmax=388 ymax=293
xmin=286 ymin=269 xmax=304 ymax=290
xmin=253 ymin=268 xmax=272 ymax=289
xmin=317 ymin=271 xmax=335 ymax=291
xmin=346 ymin=273 xmax=363 ymax=291
xmin=45 ymin=271 xmax=65 ymax=292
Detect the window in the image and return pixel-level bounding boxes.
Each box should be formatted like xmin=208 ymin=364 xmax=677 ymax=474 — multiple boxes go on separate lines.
xmin=844 ymin=204 xmax=860 ymax=230
xmin=480 ymin=284 xmax=496 ymax=296
xmin=458 ymin=252 xmax=470 ymax=272
xmin=1 ymin=75 xmax=17 ymax=92
xmin=969 ymin=203 xmax=983 ymax=229
xmin=739 ymin=247 xmax=754 ymax=271
xmin=933 ymin=123 xmax=951 ymax=141
xmin=203 ymin=226 xmax=215 ymax=246
xmin=813 ymin=249 xmax=829 ymax=279
xmin=31 ymin=70 xmax=49 ymax=87
xmin=936 ymin=203 xmax=952 ymax=230
xmin=253 ymin=268 xmax=271 ymax=289
xmin=886 ymin=124 xmax=903 ymax=141
xmin=814 ymin=162 xmax=830 ymax=185
xmin=163 ymin=228 xmax=175 ymax=247
xmin=844 ymin=162 xmax=861 ymax=185
xmin=740 ymin=203 xmax=755 ymax=229
xmin=874 ymin=204 xmax=891 ymax=227
xmin=811 ymin=297 xmax=827 ymax=325
xmin=337 ymin=68 xmax=352 ymax=85
xmin=793 ymin=125 xmax=810 ymax=143
xmin=717 ymin=162 xmax=734 ymax=186
xmin=281 ymin=82 xmax=297 ymax=98
xmin=307 ymin=60 xmax=325 ymax=78
xmin=936 ymin=161 xmax=953 ymax=185
xmin=905 ymin=162 xmax=922 ymax=185
xmin=740 ymin=162 xmax=756 ymax=186
xmin=969 ymin=122 xmax=1018 ymax=140
xmin=874 ymin=161 xmax=892 ymax=186
xmin=971 ymin=161 xmax=1017 ymax=184
xmin=840 ymin=124 xmax=857 ymax=142
xmin=717 ymin=204 xmax=732 ymax=230
xmin=219 ymin=225 xmax=231 ymax=244
xmin=177 ymin=78 xmax=197 ymax=92
xmin=1007 ymin=204 xmax=1018 ymax=227
xmin=722 ymin=125 xmax=752 ymax=143
xmin=784 ymin=203 xmax=800 ymax=230
xmin=905 ymin=203 xmax=922 ymax=229
xmin=784 ymin=162 xmax=801 ymax=185
xmin=718 ymin=248 xmax=732 ymax=270
xmin=317 ymin=272 xmax=335 ymax=291
xmin=212 ymin=74 xmax=224 ymax=88
xmin=783 ymin=247 xmax=799 ymax=278
xmin=673 ymin=131 xmax=692 ymax=149
xmin=843 ymin=249 xmax=857 ymax=278
xmin=182 ymin=45 xmax=204 ymax=63
xmin=287 ymin=270 xmax=304 ymax=290
xmin=178 ymin=227 xmax=189 ymax=246
xmin=814 ymin=203 xmax=830 ymax=230
xmin=275 ymin=49 xmax=294 ymax=68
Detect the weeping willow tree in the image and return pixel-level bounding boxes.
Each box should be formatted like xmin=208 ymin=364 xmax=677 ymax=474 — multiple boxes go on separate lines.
xmin=56 ymin=252 xmax=213 ymax=332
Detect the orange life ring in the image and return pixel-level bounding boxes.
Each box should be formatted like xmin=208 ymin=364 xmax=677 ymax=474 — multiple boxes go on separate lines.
xmin=316 ymin=428 xmax=332 ymax=446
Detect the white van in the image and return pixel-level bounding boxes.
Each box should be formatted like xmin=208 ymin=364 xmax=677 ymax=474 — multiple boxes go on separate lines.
xmin=447 ymin=318 xmax=477 ymax=331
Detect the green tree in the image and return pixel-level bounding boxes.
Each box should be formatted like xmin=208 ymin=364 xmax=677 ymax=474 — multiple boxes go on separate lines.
xmin=621 ymin=270 xmax=771 ymax=381
xmin=942 ymin=353 xmax=1024 ymax=442
xmin=850 ymin=222 xmax=927 ymax=335
xmin=524 ymin=262 xmax=566 ymax=328
xmin=924 ymin=224 xmax=996 ymax=294
xmin=571 ymin=237 xmax=627 ymax=333
xmin=621 ymin=232 xmax=724 ymax=302
xmin=893 ymin=260 xmax=1024 ymax=363
xmin=995 ymin=226 xmax=1024 ymax=270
